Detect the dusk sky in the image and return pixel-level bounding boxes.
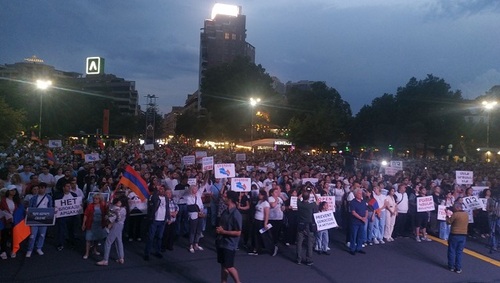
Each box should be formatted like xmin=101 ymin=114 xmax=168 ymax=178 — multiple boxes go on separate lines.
xmin=2 ymin=0 xmax=500 ymax=115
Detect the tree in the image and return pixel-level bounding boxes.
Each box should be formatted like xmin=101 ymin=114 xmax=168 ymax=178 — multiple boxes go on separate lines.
xmin=0 ymin=98 xmax=26 ymax=144
xmin=200 ymin=57 xmax=278 ymax=141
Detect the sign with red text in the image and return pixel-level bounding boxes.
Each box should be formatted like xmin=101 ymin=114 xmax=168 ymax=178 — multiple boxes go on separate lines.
xmin=437 ymin=205 xmax=447 ymax=221
xmin=182 ymin=155 xmax=196 ymax=166
xmin=202 ymin=156 xmax=214 ymax=172
xmin=313 ymin=211 xmax=338 ymax=231
xmin=214 ymin=163 xmax=236 ymax=178
xmin=318 ymin=196 xmax=335 ymax=212
xmin=231 ymin=178 xmax=251 ymax=192
xmin=417 ymin=196 xmax=435 ymax=212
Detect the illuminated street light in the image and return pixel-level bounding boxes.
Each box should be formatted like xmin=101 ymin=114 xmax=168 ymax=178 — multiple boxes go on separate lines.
xmin=36 ymin=79 xmax=52 ymax=138
xmin=482 ymin=100 xmax=497 ymax=148
xmin=249 ymin=97 xmax=261 ymax=148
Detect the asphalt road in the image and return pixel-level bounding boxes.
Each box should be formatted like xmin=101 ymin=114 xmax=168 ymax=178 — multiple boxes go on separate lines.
xmin=1 ymin=226 xmax=499 ymax=283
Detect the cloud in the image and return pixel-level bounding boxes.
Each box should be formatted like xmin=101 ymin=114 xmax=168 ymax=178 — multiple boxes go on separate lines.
xmin=425 ymin=0 xmax=500 ymax=18
xmin=458 ymin=69 xmax=500 ymax=99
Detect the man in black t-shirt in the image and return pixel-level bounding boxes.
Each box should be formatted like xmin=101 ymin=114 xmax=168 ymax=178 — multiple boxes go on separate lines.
xmin=296 ymin=186 xmax=318 ymax=266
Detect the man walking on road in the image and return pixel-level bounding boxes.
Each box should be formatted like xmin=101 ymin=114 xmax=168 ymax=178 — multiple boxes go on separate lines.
xmin=216 ymin=191 xmax=243 ymax=283
xmin=446 ymin=201 xmax=468 ymax=273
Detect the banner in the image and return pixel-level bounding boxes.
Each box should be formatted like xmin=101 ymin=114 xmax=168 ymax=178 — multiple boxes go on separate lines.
xmin=188 ymin=178 xmax=197 ymax=186
xmin=214 ymin=163 xmax=235 ymax=178
xmin=437 ymin=205 xmax=447 ymax=221
xmin=235 ymin=153 xmax=246 ymax=161
xmin=290 ymin=196 xmax=298 ymax=210
xmin=231 ymin=178 xmax=251 ymax=192
xmin=456 ymin=171 xmax=473 ymax=185
xmin=390 ymin=161 xmax=403 ymax=171
xmin=195 ymin=151 xmax=207 ymax=158
xmin=182 ymin=155 xmax=196 ymax=166
xmin=385 ymin=167 xmax=399 ymax=176
xmin=202 ymin=156 xmax=214 ymax=172
xmin=84 ymin=153 xmax=100 ymax=162
xmin=48 ymin=140 xmax=62 ymax=148
xmin=318 ymin=196 xmax=335 ymax=212
xmin=479 ymin=198 xmax=488 ymax=211
xmin=471 ymin=186 xmax=488 ymax=197
xmin=417 ymin=196 xmax=435 ymax=212
xmin=463 ymin=196 xmax=482 ymax=210
xmin=313 ymin=211 xmax=338 ymax=231
xmin=128 ymin=192 xmax=147 ymax=216
xmin=25 ymin=208 xmax=56 ymax=226
xmin=246 ymin=165 xmax=255 ymax=172
xmin=302 ymin=178 xmax=318 ymax=185
xmin=144 ymin=144 xmax=154 ymax=151
xmin=54 ymin=197 xmax=83 ymax=218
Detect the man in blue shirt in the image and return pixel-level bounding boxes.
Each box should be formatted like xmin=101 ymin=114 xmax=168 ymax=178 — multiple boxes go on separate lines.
xmin=349 ymin=188 xmax=368 ymax=255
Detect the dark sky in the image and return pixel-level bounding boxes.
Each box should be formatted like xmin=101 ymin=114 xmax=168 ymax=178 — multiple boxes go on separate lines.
xmin=2 ymin=0 xmax=500 ymax=114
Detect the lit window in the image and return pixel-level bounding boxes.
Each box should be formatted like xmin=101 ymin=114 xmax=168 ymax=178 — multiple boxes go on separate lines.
xmin=232 ymin=33 xmax=236 ymax=40
xmin=224 ymin=33 xmax=230 ymax=39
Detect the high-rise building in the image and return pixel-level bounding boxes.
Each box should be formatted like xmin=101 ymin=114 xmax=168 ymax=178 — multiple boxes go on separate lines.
xmin=199 ymin=4 xmax=255 ymax=86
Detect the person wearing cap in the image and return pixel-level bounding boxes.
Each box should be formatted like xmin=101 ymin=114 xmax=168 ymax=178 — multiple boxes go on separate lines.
xmin=216 ymin=190 xmax=243 ymax=283
xmin=26 ymin=182 xmax=53 ymax=257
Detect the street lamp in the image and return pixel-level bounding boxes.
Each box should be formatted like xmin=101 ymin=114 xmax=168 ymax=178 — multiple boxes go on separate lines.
xmin=36 ymin=79 xmax=52 ymax=138
xmin=482 ymin=100 xmax=497 ymax=148
xmin=249 ymin=97 xmax=260 ymax=147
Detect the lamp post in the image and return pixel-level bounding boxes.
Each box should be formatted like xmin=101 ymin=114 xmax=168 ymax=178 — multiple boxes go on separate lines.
xmin=36 ymin=79 xmax=52 ymax=138
xmin=482 ymin=100 xmax=497 ymax=148
xmin=249 ymin=97 xmax=260 ymax=149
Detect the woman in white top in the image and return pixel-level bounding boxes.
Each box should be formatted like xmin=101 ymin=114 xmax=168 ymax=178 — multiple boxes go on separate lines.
xmin=186 ymin=185 xmax=204 ymax=253
xmin=384 ymin=187 xmax=398 ymax=242
xmin=248 ymin=190 xmax=270 ymax=255
xmin=268 ymin=188 xmax=284 ymax=256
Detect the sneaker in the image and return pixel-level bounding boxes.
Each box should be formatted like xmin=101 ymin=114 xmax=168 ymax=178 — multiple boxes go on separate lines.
xmin=368 ymin=242 xmax=373 ymax=246
xmin=195 ymin=245 xmax=204 ymax=251
xmin=346 ymin=242 xmax=350 ymax=247
xmin=25 ymin=251 xmax=32 ymax=258
xmin=36 ymin=249 xmax=44 ymax=256
xmin=296 ymin=259 xmax=302 ymax=265
xmin=373 ymin=239 xmax=380 ymax=244
xmin=304 ymin=260 xmax=314 ymax=266
xmin=326 ymin=246 xmax=330 ymax=251
xmin=379 ymin=239 xmax=385 ymax=244
xmin=200 ymin=232 xmax=204 ymax=238
xmin=57 ymin=246 xmax=64 ymax=252
xmin=389 ymin=237 xmax=395 ymax=241
xmin=285 ymin=242 xmax=290 ymax=246
xmin=189 ymin=247 xmax=195 ymax=253
xmin=248 ymin=251 xmax=258 ymax=256
xmin=449 ymin=268 xmax=455 ymax=272
xmin=272 ymin=246 xmax=278 ymax=257
xmin=416 ymin=237 xmax=421 ymax=242
xmin=0 ymin=252 xmax=7 ymax=260
xmin=456 ymin=269 xmax=462 ymax=274
xmin=362 ymin=244 xmax=367 ymax=248
xmin=10 ymin=253 xmax=16 ymax=258
xmin=422 ymin=237 xmax=432 ymax=242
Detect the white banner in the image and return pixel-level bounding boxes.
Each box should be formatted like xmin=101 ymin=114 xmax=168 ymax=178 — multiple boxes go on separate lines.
xmin=195 ymin=151 xmax=207 ymax=158
xmin=202 ymin=156 xmax=214 ymax=172
xmin=479 ymin=198 xmax=488 ymax=211
xmin=302 ymin=178 xmax=318 ymax=185
xmin=318 ymin=196 xmax=335 ymax=212
xmin=214 ymin=163 xmax=236 ymax=178
xmin=188 ymin=178 xmax=197 ymax=186
xmin=417 ymin=196 xmax=435 ymax=212
xmin=437 ymin=205 xmax=447 ymax=221
xmin=456 ymin=171 xmax=473 ymax=185
xmin=390 ymin=161 xmax=403 ymax=171
xmin=385 ymin=167 xmax=399 ymax=176
xmin=313 ymin=210 xmax=338 ymax=231
xmin=48 ymin=140 xmax=62 ymax=148
xmin=463 ymin=196 xmax=482 ymax=210
xmin=182 ymin=155 xmax=196 ymax=165
xmin=54 ymin=197 xmax=83 ymax=218
xmin=84 ymin=153 xmax=100 ymax=162
xmin=235 ymin=153 xmax=246 ymax=161
xmin=246 ymin=165 xmax=255 ymax=172
xmin=144 ymin=144 xmax=154 ymax=151
xmin=471 ymin=186 xmax=488 ymax=197
xmin=231 ymin=177 xmax=251 ymax=192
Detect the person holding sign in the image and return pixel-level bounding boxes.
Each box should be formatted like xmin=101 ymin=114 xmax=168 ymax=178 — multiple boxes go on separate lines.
xmin=315 ymin=201 xmax=331 ymax=255
xmin=26 ymin=183 xmax=53 ymax=257
xmin=446 ymin=201 xmax=468 ymax=273
xmin=54 ymin=181 xmax=79 ymax=252
xmin=415 ymin=186 xmax=432 ymax=242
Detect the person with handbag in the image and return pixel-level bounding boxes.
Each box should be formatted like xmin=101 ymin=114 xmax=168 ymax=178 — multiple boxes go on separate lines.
xmin=186 ymin=185 xmax=205 ymax=253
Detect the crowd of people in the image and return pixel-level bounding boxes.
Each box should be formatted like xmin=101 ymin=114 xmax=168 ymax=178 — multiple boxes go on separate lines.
xmin=0 ymin=139 xmax=499 ymax=278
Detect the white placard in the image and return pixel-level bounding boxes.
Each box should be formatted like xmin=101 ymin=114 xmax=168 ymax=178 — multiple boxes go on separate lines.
xmin=463 ymin=196 xmax=482 ymax=210
xmin=235 ymin=153 xmax=246 ymax=161
xmin=456 ymin=171 xmax=473 ymax=185
xmin=265 ymin=162 xmax=276 ymax=169
xmin=302 ymin=178 xmax=318 ymax=185
xmin=318 ymin=196 xmax=335 ymax=212
xmin=202 ymin=156 xmax=214 ymax=172
xmin=84 ymin=153 xmax=100 ymax=162
xmin=472 ymin=186 xmax=488 ymax=197
xmin=290 ymin=196 xmax=298 ymax=210
xmin=214 ymin=163 xmax=236 ymax=178
xmin=479 ymin=198 xmax=488 ymax=211
xmin=54 ymin=197 xmax=83 ymax=218
xmin=195 ymin=151 xmax=207 ymax=158
xmin=246 ymin=165 xmax=255 ymax=172
xmin=144 ymin=144 xmax=154 ymax=151
xmin=188 ymin=178 xmax=197 ymax=186
xmin=182 ymin=155 xmax=196 ymax=165
xmin=390 ymin=161 xmax=403 ymax=171
xmin=313 ymin=210 xmax=338 ymax=231
xmin=258 ymin=166 xmax=267 ymax=173
xmin=437 ymin=205 xmax=447 ymax=221
xmin=385 ymin=167 xmax=399 ymax=176
xmin=48 ymin=140 xmax=62 ymax=148
xmin=417 ymin=196 xmax=435 ymax=212
xmin=231 ymin=177 xmax=251 ymax=192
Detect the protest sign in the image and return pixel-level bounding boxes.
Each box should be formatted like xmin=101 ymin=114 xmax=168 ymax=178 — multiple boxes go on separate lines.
xmin=437 ymin=205 xmax=447 ymax=221
xmin=417 ymin=196 xmax=435 ymax=212
xmin=235 ymin=153 xmax=246 ymax=161
xmin=214 ymin=163 xmax=236 ymax=178
xmin=144 ymin=144 xmax=154 ymax=151
xmin=188 ymin=178 xmax=197 ymax=186
xmin=318 ymin=196 xmax=335 ymax=212
xmin=302 ymin=178 xmax=318 ymax=185
xmin=385 ymin=167 xmax=399 ymax=176
xmin=48 ymin=140 xmax=62 ymax=148
xmin=195 ymin=151 xmax=207 ymax=158
xmin=55 ymin=197 xmax=83 ymax=218
xmin=231 ymin=178 xmax=251 ymax=192
xmin=390 ymin=161 xmax=403 ymax=171
xmin=463 ymin=196 xmax=483 ymax=210
xmin=313 ymin=211 xmax=338 ymax=231
xmin=479 ymin=198 xmax=487 ymax=211
xmin=128 ymin=192 xmax=147 ymax=215
xmin=202 ymin=156 xmax=214 ymax=172
xmin=456 ymin=171 xmax=473 ymax=185
xmin=182 ymin=155 xmax=196 ymax=166
xmin=25 ymin=208 xmax=56 ymax=226
xmin=290 ymin=196 xmax=298 ymax=210
xmin=246 ymin=165 xmax=255 ymax=172
xmin=472 ymin=186 xmax=488 ymax=197
xmin=84 ymin=153 xmax=100 ymax=162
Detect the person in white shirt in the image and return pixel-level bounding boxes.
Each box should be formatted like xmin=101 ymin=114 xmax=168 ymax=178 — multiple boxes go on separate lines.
xmin=394 ymin=184 xmax=409 ymax=238
xmin=372 ymin=182 xmax=387 ymax=244
xmin=26 ymin=183 xmax=53 ymax=257
xmin=144 ymin=185 xmax=169 ymax=261
xmin=38 ymin=166 xmax=56 ymax=195
xmin=268 ymin=188 xmax=284 ymax=256
xmin=186 ymin=185 xmax=204 ymax=253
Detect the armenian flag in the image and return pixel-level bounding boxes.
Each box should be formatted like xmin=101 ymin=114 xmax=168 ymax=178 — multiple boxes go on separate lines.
xmin=368 ymin=198 xmax=381 ymax=216
xmin=118 ymin=165 xmax=150 ymax=201
xmin=12 ymin=204 xmax=30 ymax=253
xmin=46 ymin=150 xmax=55 ymax=165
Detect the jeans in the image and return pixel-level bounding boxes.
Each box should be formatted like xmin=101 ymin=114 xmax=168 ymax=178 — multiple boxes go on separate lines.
xmin=145 ymin=220 xmax=166 ymax=256
xmin=372 ymin=210 xmax=386 ymax=241
xmin=28 ymin=226 xmax=47 ymax=251
xmin=366 ymin=211 xmax=373 ymax=242
xmin=296 ymin=227 xmax=314 ymax=262
xmin=316 ymin=230 xmax=329 ymax=252
xmin=439 ymin=221 xmax=450 ymax=240
xmin=350 ymin=221 xmax=366 ymax=252
xmin=489 ymin=217 xmax=500 ymax=249
xmin=175 ymin=204 xmax=189 ymax=236
xmin=447 ymin=234 xmax=466 ymax=270
xmin=189 ymin=218 xmax=203 ymax=245
xmin=104 ymin=223 xmax=124 ymax=261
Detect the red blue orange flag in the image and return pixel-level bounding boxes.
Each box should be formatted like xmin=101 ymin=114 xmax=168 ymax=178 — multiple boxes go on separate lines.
xmin=12 ymin=204 xmax=30 ymax=253
xmin=46 ymin=150 xmax=55 ymax=165
xmin=118 ymin=165 xmax=150 ymax=201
